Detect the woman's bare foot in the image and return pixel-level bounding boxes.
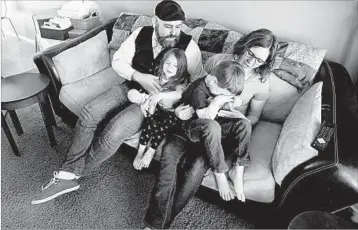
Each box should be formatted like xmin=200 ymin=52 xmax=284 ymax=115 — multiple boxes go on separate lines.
xmin=138 ymin=147 xmax=156 ymax=170
xmin=228 ymin=166 xmax=246 ymax=202
xmin=214 ymin=172 xmax=235 ymax=201
xmin=133 ymin=144 xmax=146 ymax=170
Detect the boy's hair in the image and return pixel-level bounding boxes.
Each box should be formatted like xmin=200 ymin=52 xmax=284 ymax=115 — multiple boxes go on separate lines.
xmin=210 ymin=61 xmax=245 ymax=95
xmin=156 ymin=48 xmax=189 ymax=91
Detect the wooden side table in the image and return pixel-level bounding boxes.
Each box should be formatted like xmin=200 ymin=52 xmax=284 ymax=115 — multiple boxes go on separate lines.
xmin=1 ymin=73 xmax=57 ymax=156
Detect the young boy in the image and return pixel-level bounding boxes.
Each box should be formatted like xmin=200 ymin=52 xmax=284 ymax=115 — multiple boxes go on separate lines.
xmin=181 ymin=60 xmax=249 ymax=201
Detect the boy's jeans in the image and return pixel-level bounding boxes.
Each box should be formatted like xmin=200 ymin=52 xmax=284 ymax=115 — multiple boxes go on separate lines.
xmin=61 ymin=83 xmax=144 ymax=176
xmin=184 ymin=118 xmax=251 ymax=173
xmin=144 ymin=117 xmax=252 ymax=229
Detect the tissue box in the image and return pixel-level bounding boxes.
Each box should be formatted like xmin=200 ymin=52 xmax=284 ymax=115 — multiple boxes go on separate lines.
xmin=38 ymin=18 xmax=74 ymax=40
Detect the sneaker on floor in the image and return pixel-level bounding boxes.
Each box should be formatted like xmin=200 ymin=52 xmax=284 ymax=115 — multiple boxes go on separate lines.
xmin=31 ymin=171 xmax=80 ymax=205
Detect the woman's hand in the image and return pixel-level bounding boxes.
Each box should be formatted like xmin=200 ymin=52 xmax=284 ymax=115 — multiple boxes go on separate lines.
xmin=217 ymin=110 xmax=248 ymax=121
xmin=175 ymin=104 xmax=195 ymax=120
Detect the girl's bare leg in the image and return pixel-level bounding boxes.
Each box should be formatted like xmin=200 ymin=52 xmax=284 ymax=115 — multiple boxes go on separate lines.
xmin=133 ymin=144 xmax=146 ymax=170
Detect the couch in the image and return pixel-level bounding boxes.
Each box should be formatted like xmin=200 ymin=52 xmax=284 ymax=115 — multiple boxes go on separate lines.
xmin=33 ymin=14 xmax=358 ymax=226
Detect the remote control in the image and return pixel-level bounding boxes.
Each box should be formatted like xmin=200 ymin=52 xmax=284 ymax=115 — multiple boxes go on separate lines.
xmin=312 ymin=120 xmax=335 ymax=152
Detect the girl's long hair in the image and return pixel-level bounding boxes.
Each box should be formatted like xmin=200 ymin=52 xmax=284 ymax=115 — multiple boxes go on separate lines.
xmin=233 ymin=28 xmax=279 ymax=82
xmin=156 ymin=48 xmax=189 ymax=91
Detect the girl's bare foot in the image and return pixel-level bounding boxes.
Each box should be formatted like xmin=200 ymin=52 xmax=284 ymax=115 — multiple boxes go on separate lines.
xmin=133 ymin=144 xmax=146 ymax=170
xmin=138 ymin=147 xmax=156 ymax=170
xmin=228 ymin=166 xmax=246 ymax=202
xmin=213 ymin=172 xmax=235 ymax=201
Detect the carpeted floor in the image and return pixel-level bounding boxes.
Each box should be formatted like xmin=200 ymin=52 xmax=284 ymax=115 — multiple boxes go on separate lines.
xmin=1 ymin=104 xmax=256 ymax=229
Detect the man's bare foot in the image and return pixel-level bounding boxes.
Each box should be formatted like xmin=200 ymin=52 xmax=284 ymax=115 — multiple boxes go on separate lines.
xmin=138 ymin=147 xmax=156 ymax=170
xmin=133 ymin=145 xmax=146 ymax=170
xmin=228 ymin=166 xmax=246 ymax=202
xmin=214 ymin=172 xmax=235 ymax=201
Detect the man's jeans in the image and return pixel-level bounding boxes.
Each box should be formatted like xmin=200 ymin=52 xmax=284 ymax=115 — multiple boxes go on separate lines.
xmin=144 ymin=134 xmax=209 ymax=229
xmin=61 ymin=83 xmax=144 ymax=176
xmin=144 ymin=117 xmax=252 ymax=229
xmin=184 ymin=118 xmax=251 ymax=173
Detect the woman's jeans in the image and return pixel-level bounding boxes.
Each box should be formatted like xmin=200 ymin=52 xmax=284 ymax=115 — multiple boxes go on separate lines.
xmin=61 ymin=82 xmax=144 ymax=176
xmin=144 ymin=117 xmax=252 ymax=229
xmin=184 ymin=118 xmax=251 ymax=173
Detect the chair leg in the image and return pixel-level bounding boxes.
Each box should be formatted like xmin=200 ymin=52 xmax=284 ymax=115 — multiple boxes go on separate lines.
xmin=8 ymin=110 xmax=23 ymax=136
xmin=2 ymin=113 xmax=21 ymax=156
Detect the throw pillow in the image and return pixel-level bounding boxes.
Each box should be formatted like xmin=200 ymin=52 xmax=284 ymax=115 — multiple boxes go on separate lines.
xmin=108 ymin=12 xmax=145 ymax=50
xmin=53 ymin=31 xmax=110 ymax=85
xmin=272 ymin=41 xmax=327 ymax=92
xmin=272 ymin=82 xmax=323 ymax=186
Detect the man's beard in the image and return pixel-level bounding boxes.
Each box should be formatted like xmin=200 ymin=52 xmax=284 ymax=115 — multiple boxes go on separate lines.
xmin=155 ymin=27 xmax=180 ymax=48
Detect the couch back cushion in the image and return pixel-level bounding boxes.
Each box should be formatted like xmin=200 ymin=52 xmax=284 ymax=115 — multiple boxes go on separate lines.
xmin=272 ymin=82 xmax=322 ymax=186
xmin=53 ymin=31 xmax=110 ymax=85
xmin=108 ymin=12 xmax=327 ymax=122
xmin=261 ymin=72 xmax=310 ymax=123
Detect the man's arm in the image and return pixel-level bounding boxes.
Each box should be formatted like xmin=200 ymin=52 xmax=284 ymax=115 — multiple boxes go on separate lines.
xmin=185 ymin=39 xmax=205 ymax=82
xmin=111 ymin=28 xmax=142 ymax=81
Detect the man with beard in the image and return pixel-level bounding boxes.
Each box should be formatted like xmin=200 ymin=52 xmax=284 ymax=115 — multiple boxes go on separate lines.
xmin=31 ymin=0 xmax=204 ymax=205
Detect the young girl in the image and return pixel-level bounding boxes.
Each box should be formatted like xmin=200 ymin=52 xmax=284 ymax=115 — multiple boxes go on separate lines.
xmin=128 ymin=48 xmax=188 ymax=170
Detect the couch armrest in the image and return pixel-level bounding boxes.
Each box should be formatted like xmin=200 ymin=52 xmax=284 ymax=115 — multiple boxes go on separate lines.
xmin=274 ymin=60 xmax=358 ymax=226
xmin=33 ymin=18 xmax=117 ymax=120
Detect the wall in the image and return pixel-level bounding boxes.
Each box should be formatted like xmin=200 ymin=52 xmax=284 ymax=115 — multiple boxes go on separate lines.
xmin=97 ymin=0 xmax=358 ymax=83
xmin=8 ymin=1 xmax=358 ymax=83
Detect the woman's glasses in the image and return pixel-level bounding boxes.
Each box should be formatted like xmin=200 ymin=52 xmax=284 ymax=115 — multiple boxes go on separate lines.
xmin=246 ymin=49 xmax=265 ymax=65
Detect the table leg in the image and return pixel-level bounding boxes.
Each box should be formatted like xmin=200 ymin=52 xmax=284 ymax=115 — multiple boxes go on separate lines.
xmin=1 ymin=113 xmax=21 ymax=156
xmin=44 ymin=93 xmax=57 ymax=127
xmin=8 ymin=110 xmax=24 ymax=136
xmin=38 ymin=93 xmax=56 ymax=147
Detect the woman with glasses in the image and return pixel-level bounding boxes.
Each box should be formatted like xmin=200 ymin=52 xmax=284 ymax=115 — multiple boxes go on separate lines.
xmin=143 ymin=28 xmax=279 ymax=230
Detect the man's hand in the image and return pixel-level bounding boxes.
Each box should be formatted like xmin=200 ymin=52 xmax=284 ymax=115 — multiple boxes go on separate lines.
xmin=132 ymin=71 xmax=162 ymax=94
xmin=175 ymin=104 xmax=195 ymax=120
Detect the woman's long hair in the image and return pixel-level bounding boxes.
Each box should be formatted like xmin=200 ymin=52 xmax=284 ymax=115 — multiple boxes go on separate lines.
xmin=156 ymin=48 xmax=189 ymax=91
xmin=233 ymin=28 xmax=279 ymax=82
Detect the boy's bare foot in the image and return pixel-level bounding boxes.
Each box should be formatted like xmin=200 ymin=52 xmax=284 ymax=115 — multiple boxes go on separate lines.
xmin=133 ymin=145 xmax=146 ymax=170
xmin=138 ymin=148 xmax=156 ymax=170
xmin=228 ymin=166 xmax=246 ymax=202
xmin=214 ymin=172 xmax=235 ymax=201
